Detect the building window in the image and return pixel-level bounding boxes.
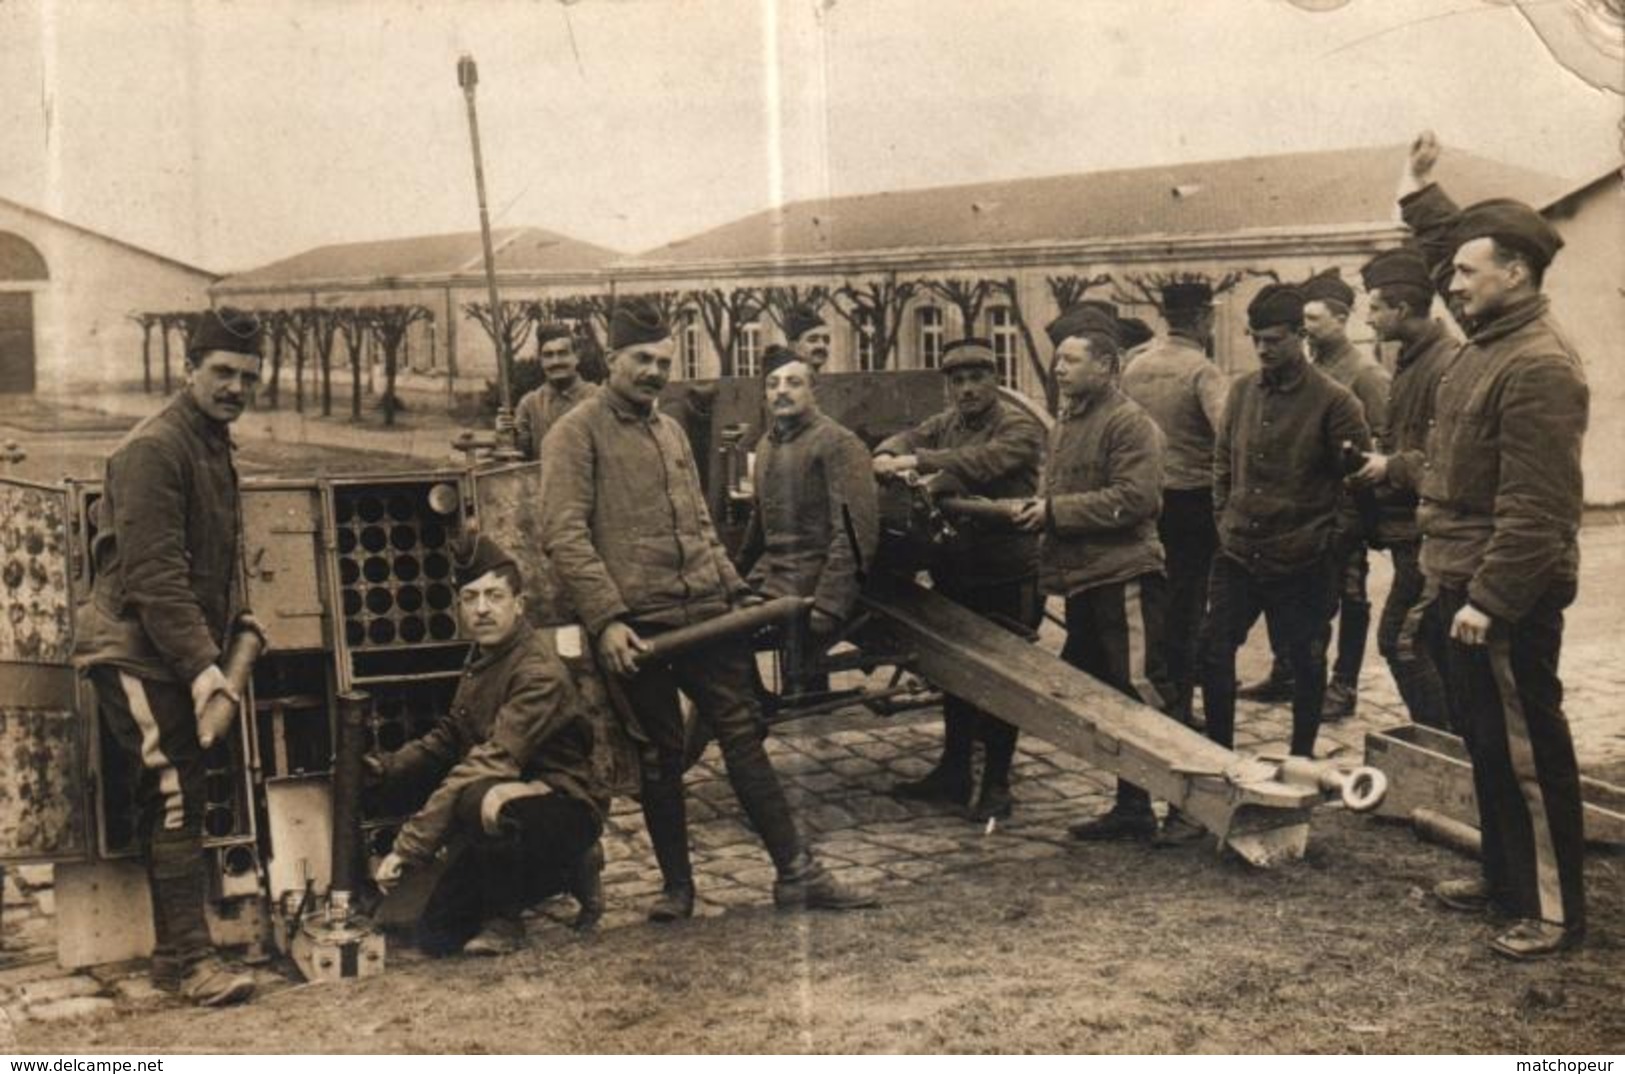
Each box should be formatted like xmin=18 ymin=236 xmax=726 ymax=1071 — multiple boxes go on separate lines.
xmin=917 ymin=305 xmax=944 ymax=370
xmin=679 ymin=309 xmax=701 ymax=380
xmin=854 ymin=312 xmax=879 ymax=372
xmin=738 ymin=320 xmax=763 ymax=377
xmin=987 ymin=306 xmax=1019 ymax=389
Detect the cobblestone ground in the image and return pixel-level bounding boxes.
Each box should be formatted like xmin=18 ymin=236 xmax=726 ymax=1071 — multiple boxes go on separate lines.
xmin=3 ymin=405 xmax=1622 ymax=1035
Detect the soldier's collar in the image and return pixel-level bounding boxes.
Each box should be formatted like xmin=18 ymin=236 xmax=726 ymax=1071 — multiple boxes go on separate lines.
xmin=1468 ymin=293 xmax=1550 ymax=347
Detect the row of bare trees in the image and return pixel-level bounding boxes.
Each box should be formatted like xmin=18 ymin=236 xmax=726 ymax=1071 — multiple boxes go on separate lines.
xmin=133 ymin=305 xmax=435 ymax=426
xmin=458 ymin=271 xmax=1259 ymax=412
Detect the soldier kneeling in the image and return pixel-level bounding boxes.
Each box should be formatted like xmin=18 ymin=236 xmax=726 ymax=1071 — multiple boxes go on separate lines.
xmin=369 ymin=536 xmax=607 ymax=956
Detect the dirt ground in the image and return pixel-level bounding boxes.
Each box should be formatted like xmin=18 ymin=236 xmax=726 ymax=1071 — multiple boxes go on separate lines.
xmin=17 ymin=811 xmax=1623 ymax=1055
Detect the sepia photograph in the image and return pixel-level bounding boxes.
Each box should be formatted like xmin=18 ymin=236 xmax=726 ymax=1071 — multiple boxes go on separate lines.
xmin=0 ymin=0 xmax=1621 ymax=1058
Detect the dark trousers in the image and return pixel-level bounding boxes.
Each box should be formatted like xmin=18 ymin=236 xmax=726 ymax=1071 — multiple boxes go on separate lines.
xmin=88 ymin=666 xmax=212 ymax=968
xmin=1377 ymin=541 xmax=1449 ymax=729
xmin=1199 ymin=553 xmax=1337 ymax=757
xmin=1158 ymin=488 xmax=1218 ymax=722
xmin=933 ymin=576 xmax=1042 ymax=791
xmin=1061 ymin=574 xmax=1170 ymax=814
xmin=620 ymin=626 xmax=805 ymax=888
xmin=1263 ymin=543 xmax=1370 ymax=688
xmin=1425 ymin=583 xmax=1585 ymax=929
xmin=417 ymin=786 xmax=601 ymax=955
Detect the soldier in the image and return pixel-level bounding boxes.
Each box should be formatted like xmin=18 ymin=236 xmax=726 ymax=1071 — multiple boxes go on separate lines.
xmin=738 ymin=345 xmax=878 ymax=685
xmin=74 ymin=308 xmax=265 ymax=1006
xmin=1400 ymin=132 xmax=1587 ymax=958
xmin=371 ymin=536 xmax=607 ymax=956
xmin=785 ymin=305 xmax=834 ymax=371
xmin=1015 ymin=306 xmax=1171 ymax=841
xmin=540 ymin=297 xmax=876 ymax=920
xmin=1351 ymin=247 xmax=1453 ymax=730
xmin=1120 ymin=282 xmax=1229 ymax=728
xmin=1199 ymin=285 xmax=1370 ymax=759
xmin=874 ymin=338 xmax=1045 ymax=820
xmin=514 ymin=324 xmax=598 ymax=461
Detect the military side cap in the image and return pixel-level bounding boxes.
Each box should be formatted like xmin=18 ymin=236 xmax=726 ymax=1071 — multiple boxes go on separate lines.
xmin=1247 ymin=284 xmax=1307 ymax=330
xmin=784 ymin=305 xmax=826 ymax=342
xmin=1301 ymin=269 xmax=1355 ymax=310
xmin=762 ymin=343 xmax=805 ymax=377
xmin=1117 ymin=317 xmax=1155 ymax=351
xmin=453 ymin=533 xmax=521 ymax=589
xmin=535 ymin=322 xmax=574 ymax=347
xmin=608 ymin=297 xmax=669 ymax=351
xmin=1046 ymin=304 xmax=1121 ymax=351
xmin=1160 ymin=281 xmax=1213 ymax=312
xmin=940 ymin=338 xmax=997 ymax=372
xmin=1360 ymin=247 xmax=1433 ymax=292
xmin=1452 ymin=197 xmax=1563 ymax=268
xmin=188 ymin=307 xmax=263 ymax=359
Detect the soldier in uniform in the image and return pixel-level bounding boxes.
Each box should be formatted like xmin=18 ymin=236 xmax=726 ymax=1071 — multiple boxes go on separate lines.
xmin=1400 ymin=132 xmax=1587 ymax=958
xmin=540 ymin=297 xmax=876 ymax=921
xmin=1199 ymin=285 xmax=1370 ymax=759
xmin=514 ymin=324 xmax=598 ymax=461
xmin=738 ymin=345 xmax=878 ymax=686
xmin=874 ymin=339 xmax=1045 ymax=820
xmin=74 ymin=308 xmax=265 ymax=1006
xmin=371 ymin=536 xmax=607 ymax=956
xmin=1121 ymin=282 xmax=1229 ymax=728
xmin=1015 ymin=306 xmax=1171 ymax=842
xmin=1351 ymin=246 xmax=1453 ymax=730
xmin=785 ymin=305 xmax=834 ymax=372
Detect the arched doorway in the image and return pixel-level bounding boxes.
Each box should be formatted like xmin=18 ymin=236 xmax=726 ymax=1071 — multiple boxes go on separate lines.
xmin=0 ymin=232 xmax=49 ymax=393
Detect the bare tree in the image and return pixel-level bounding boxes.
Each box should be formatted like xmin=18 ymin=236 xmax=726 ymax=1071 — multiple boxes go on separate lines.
xmin=310 ymin=308 xmax=343 ymax=417
xmin=131 ymin=313 xmax=158 ymax=394
xmin=366 ymin=305 xmax=433 ymax=427
xmin=829 ymin=276 xmax=917 ymax=370
xmin=1110 ymin=268 xmax=1278 ymax=317
xmin=337 ymin=308 xmax=368 ymax=421
xmin=761 ymin=285 xmax=830 ymax=335
xmin=922 ymin=277 xmax=997 ymax=340
xmin=691 ymin=286 xmax=768 ymax=377
xmin=1045 ymin=273 xmax=1115 ymax=313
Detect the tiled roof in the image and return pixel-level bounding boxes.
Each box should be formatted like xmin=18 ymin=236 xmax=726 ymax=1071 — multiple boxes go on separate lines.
xmin=633 ymin=144 xmax=1571 ymax=266
xmin=217 ymin=226 xmax=620 ymax=289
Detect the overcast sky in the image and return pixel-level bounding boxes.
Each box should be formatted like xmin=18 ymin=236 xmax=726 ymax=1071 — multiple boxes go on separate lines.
xmin=1 ymin=0 xmax=1618 ymax=274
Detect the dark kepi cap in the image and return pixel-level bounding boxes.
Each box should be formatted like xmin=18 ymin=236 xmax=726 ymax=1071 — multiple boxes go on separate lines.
xmin=785 ymin=305 xmax=827 ymax=342
xmin=1160 ymin=281 xmax=1213 ymax=313
xmin=608 ymin=297 xmax=670 ymax=351
xmin=535 ymin=322 xmax=574 ymax=347
xmin=1452 ymin=197 xmax=1563 ymax=269
xmin=1359 ymin=247 xmax=1433 ymax=293
xmin=1117 ymin=317 xmax=1155 ymax=351
xmin=762 ymin=344 xmax=807 ymax=377
xmin=940 ymin=337 xmax=997 ymax=373
xmin=1301 ymin=269 xmax=1355 ymax=312
xmin=188 ymin=307 xmax=263 ymax=360
xmin=1046 ymin=304 xmax=1121 ymax=352
xmin=453 ymin=533 xmax=521 ymax=590
xmin=1247 ymin=284 xmax=1307 ymax=330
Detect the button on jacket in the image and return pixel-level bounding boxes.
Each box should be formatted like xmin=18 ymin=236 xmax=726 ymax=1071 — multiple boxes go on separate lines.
xmin=742 ymin=410 xmax=878 ymax=620
xmin=1121 ymin=334 xmax=1229 ymax=491
xmin=541 ymin=388 xmax=748 ymax=635
xmin=1214 ymin=358 xmax=1370 ymax=577
xmin=384 ymin=621 xmax=603 ymax=865
xmin=1373 ymin=319 xmax=1456 ymax=544
xmin=74 ymin=393 xmax=244 ymax=683
xmin=875 ymin=399 xmax=1044 ymax=587
xmin=1039 ymin=387 xmax=1166 ymax=597
xmin=517 ymin=379 xmax=598 ymax=461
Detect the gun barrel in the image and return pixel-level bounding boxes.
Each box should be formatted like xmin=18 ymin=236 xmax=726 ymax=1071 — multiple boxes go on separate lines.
xmin=640 ymin=597 xmax=813 ymax=663
xmin=330 ymin=691 xmax=370 ymax=907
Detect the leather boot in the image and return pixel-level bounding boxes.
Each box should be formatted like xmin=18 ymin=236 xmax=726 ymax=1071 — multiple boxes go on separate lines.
xmin=647 ymin=881 xmax=695 ymax=923
xmin=890 ymin=764 xmax=972 ymax=807
xmin=772 ymin=853 xmax=879 ymax=912
xmin=570 ymin=842 xmax=606 ymax=931
xmin=1237 ymin=662 xmax=1295 ymax=703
